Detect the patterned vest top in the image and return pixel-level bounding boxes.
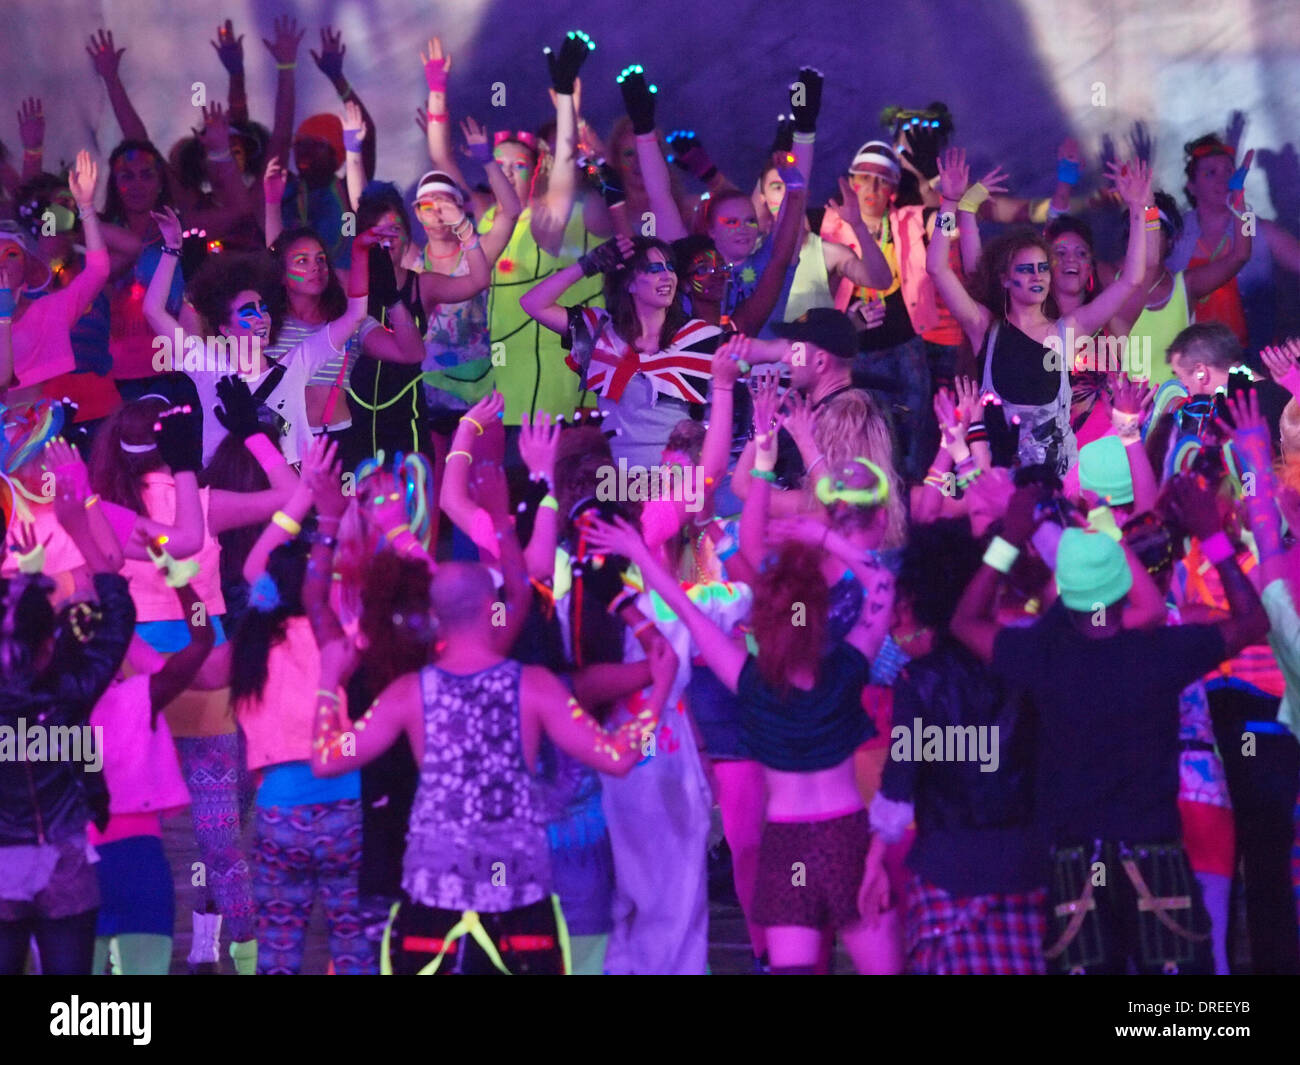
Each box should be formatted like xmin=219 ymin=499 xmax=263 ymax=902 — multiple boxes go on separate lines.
xmin=401 ymin=659 xmax=552 ymax=912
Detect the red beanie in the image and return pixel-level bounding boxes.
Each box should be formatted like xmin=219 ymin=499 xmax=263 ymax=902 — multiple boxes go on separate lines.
xmin=295 ymin=113 xmax=345 ymax=171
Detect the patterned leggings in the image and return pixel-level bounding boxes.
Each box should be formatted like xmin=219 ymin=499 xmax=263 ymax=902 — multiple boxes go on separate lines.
xmin=253 ymin=799 xmax=374 ymax=975
xmin=176 ymin=733 xmax=257 ymax=943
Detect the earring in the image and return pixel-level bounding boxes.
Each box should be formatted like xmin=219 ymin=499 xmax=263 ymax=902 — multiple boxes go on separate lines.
xmin=1086 ymin=272 xmax=1095 ymax=294
xmin=1003 ymin=287 xmax=1011 ymax=319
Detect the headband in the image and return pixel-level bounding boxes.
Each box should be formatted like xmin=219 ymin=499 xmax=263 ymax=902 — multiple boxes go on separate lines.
xmin=1189 ymin=143 xmax=1233 ymax=162
xmin=849 ymin=141 xmax=901 ymax=181
xmin=414 ymin=171 xmax=465 ymax=207
xmin=815 ymin=457 xmax=891 ymax=508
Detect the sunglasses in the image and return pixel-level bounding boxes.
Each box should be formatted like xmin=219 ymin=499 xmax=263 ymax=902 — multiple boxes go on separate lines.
xmin=638 ymin=261 xmax=676 ymax=275
xmin=1013 ymin=262 xmax=1052 ymax=275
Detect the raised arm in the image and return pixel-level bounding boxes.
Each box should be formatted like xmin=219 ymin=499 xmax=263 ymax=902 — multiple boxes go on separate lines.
xmin=618 ymin=64 xmax=687 ymax=241
xmin=518 ymin=414 xmax=561 ymax=580
xmin=421 ymin=37 xmax=473 ymax=195
xmin=471 ymin=462 xmax=531 ymax=654
xmin=475 ymin=128 xmax=524 ymax=265
xmin=439 ymin=390 xmax=504 ymax=538
xmin=241 ymin=436 xmax=330 ymax=583
xmin=86 ymin=28 xmax=148 ymax=142
xmin=519 ymin=237 xmax=631 ymax=335
xmin=148 ymin=579 xmax=216 ymax=719
xmin=16 ymin=98 xmax=44 ymax=183
xmin=533 ymin=34 xmax=595 ymax=256
xmin=341 ymin=100 xmax=368 ymax=211
xmin=310 ymin=27 xmax=375 ymax=182
xmin=731 ymin=155 xmax=807 ymax=335
xmin=211 ymin=19 xmax=249 ymax=125
xmin=262 ymin=15 xmax=304 ymax=174
xmin=822 ymin=176 xmax=893 ymax=290
xmin=1067 ymin=160 xmax=1151 ymax=338
xmin=931 ymin=149 xmax=993 ymax=346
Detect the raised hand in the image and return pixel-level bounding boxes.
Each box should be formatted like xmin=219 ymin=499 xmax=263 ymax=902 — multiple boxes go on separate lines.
xmin=769 ymin=113 xmax=795 ymax=156
xmin=1220 ymin=389 xmax=1272 ymax=474
xmin=519 ymin=412 xmax=560 ymax=484
xmin=211 ymin=19 xmax=245 ymax=76
xmin=1165 ymin=473 xmax=1223 ymax=541
xmin=153 ymin=405 xmax=203 ymax=474
xmin=1261 ymin=338 xmax=1300 ymax=397
xmin=43 ymin=437 xmax=90 ymax=502
xmin=1228 ymin=149 xmax=1255 ymax=215
xmin=196 ymin=102 xmax=231 ymax=154
xmin=342 ymin=99 xmax=367 ymax=142
xmin=1129 ymin=121 xmax=1155 ymax=167
xmin=936 ymin=147 xmax=969 ymax=202
xmin=1224 ymin=110 xmax=1247 ymax=154
xmin=68 ymin=151 xmax=98 ymax=210
xmin=712 ymin=336 xmax=747 ymax=388
xmin=583 ymin=514 xmax=648 ymax=563
xmin=789 ymin=66 xmax=824 ymax=134
xmin=544 ymin=30 xmax=594 ymax=95
xmin=616 ymin=65 xmax=658 ymax=136
xmin=17 ymin=98 xmax=44 ymax=151
xmin=463 ymin=389 xmax=506 ymax=436
xmin=471 ymin=461 xmax=511 ymax=523
xmin=1108 ymin=158 xmax=1152 ymax=209
xmin=899 ymin=122 xmax=945 ymax=181
xmin=751 ymin=370 xmax=783 ymax=438
xmin=150 ymin=206 xmax=183 ymax=249
xmin=782 ymin=389 xmax=817 ymax=454
xmin=262 ymin=15 xmax=304 ymax=67
xmin=299 ymin=434 xmax=339 ymax=497
xmin=833 ymin=175 xmax=863 ymax=227
xmin=310 ymin=26 xmax=347 ymax=82
xmin=86 ymin=28 xmax=126 ymax=81
xmin=460 ymin=116 xmax=491 ymax=164
xmin=420 ymin=37 xmax=451 ymax=94
xmin=577 ymin=235 xmax=634 ymax=278
xmin=977 ymin=164 xmax=1010 ymax=197
xmin=214 ymin=375 xmax=260 ymax=439
xmin=1110 ymin=374 xmax=1153 ymax=417
xmin=262 ymin=156 xmax=288 ymax=205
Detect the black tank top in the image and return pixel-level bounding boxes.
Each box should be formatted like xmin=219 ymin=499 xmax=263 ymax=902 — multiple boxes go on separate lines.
xmin=985 ymin=321 xmax=1059 ymax=406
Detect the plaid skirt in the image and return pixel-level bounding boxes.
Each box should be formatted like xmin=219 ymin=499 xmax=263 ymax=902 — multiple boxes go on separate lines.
xmin=904 ymin=874 xmax=1047 ymax=975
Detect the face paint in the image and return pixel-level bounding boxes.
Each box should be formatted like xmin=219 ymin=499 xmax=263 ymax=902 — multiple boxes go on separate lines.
xmin=236 ymin=300 xmax=269 ymax=325
xmin=715 ymin=216 xmax=759 ymax=231
xmin=1013 ymin=261 xmax=1052 ymax=276
xmin=638 ymin=261 xmax=676 ymax=275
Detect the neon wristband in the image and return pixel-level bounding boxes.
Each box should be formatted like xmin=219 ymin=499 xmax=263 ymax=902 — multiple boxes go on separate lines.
xmin=1201 ymin=531 xmax=1235 ymax=565
xmin=427 ymin=111 xmax=449 ymax=124
xmin=460 ymin=415 xmax=485 ymax=435
xmin=957 ymin=183 xmax=990 ymax=213
xmin=983 ymin=536 xmax=1020 ymax=574
xmin=276 ymin=61 xmax=297 ymax=71
xmin=1056 ymin=158 xmax=1080 ymax=185
xmin=343 ymin=129 xmax=364 ymax=153
xmin=792 ymin=131 xmax=816 ymax=145
xmin=539 ymin=495 xmax=559 ymax=512
xmin=245 ymin=433 xmax=284 ymax=473
xmin=751 ymin=468 xmax=778 ymax=483
xmin=206 ymin=148 xmax=233 ymax=163
xmin=446 ymin=450 xmax=472 ymax=463
xmin=272 ymin=510 xmax=302 ymax=536
xmin=383 ymin=523 xmax=412 ymax=543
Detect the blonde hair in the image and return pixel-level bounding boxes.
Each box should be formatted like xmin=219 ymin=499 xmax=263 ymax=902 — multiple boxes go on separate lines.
xmin=1281 ymin=398 xmax=1300 ymax=459
xmin=810 ymin=390 xmax=907 ymax=548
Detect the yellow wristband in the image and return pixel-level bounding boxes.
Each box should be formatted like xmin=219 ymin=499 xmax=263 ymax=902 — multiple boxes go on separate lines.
xmin=957 ymin=182 xmax=990 ymax=214
xmin=272 ymin=510 xmax=302 ymax=536
xmin=446 ymin=450 xmax=472 ymax=463
xmin=982 ymin=535 xmax=1020 ymax=574
xmin=461 ymin=415 xmax=485 ymax=435
xmin=539 ymin=495 xmax=559 ymax=512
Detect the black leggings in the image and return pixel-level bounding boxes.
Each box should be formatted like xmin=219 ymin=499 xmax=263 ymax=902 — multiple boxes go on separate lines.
xmin=0 ymin=909 xmax=99 ymax=975
xmin=1208 ymin=688 xmax=1300 ymax=974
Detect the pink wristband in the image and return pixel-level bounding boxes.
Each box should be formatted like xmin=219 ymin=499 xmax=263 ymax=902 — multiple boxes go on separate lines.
xmin=1201 ymin=531 xmax=1235 ymax=565
xmin=245 ymin=433 xmax=285 ymax=473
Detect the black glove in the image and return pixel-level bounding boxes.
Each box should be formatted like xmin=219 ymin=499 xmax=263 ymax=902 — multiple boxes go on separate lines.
xmin=899 ymin=122 xmax=945 ymax=181
xmin=368 ymin=243 xmax=400 ymax=312
xmin=790 ymin=67 xmax=824 ymax=134
xmin=544 ymin=30 xmax=593 ymax=95
xmin=769 ymin=113 xmax=795 ymax=155
xmin=578 ymin=238 xmax=630 ymax=278
xmin=214 ymin=375 xmax=260 ymax=441
xmin=154 ymin=405 xmax=204 ymax=474
xmin=617 ymin=65 xmax=658 ymax=136
xmin=665 ymin=130 xmax=700 ymax=171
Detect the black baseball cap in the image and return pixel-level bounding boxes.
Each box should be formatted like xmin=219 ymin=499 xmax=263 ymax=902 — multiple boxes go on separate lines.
xmin=771 ymin=308 xmax=858 ymax=361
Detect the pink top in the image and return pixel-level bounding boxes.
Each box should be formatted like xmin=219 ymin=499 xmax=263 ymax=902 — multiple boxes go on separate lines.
xmin=88 ymin=673 xmax=190 ymax=818
xmin=120 ymin=473 xmax=227 ymax=621
xmin=820 ymin=205 xmax=940 ymax=336
xmin=11 ymin=249 xmax=110 ymax=385
xmin=88 ymin=811 xmax=163 ymax=846
xmin=239 ymin=618 xmax=327 ymax=771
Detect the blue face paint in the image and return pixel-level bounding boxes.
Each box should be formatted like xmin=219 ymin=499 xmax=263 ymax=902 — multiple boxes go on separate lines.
xmin=236 ymin=300 xmax=269 ymax=326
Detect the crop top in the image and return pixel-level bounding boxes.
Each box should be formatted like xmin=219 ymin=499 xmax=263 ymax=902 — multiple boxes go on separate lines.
xmin=736 ymin=641 xmax=874 ymax=771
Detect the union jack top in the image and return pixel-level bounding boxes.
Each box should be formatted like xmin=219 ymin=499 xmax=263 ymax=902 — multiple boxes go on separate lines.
xmin=564 ymin=307 xmax=721 ymax=405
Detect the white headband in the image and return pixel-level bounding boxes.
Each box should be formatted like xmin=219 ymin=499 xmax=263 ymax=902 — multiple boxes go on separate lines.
xmin=414 ymin=172 xmax=465 ymax=206
xmin=849 ymin=141 xmax=901 ymax=182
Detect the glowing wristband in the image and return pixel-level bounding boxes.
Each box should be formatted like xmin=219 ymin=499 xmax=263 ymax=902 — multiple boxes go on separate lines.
xmin=982 ymin=536 xmax=1020 ymax=574
xmin=206 ymin=147 xmax=233 ymax=163
xmin=751 ymin=468 xmax=778 ymax=483
xmin=446 ymin=450 xmax=472 ymax=463
xmin=792 ymin=131 xmax=816 ymax=145
xmin=461 ymin=415 xmax=485 ymax=435
xmin=1201 ymin=531 xmax=1235 ymax=566
xmin=957 ymin=182 xmax=990 ymax=214
xmin=343 ymin=129 xmax=364 ymax=154
xmin=1144 ymin=205 xmax=1162 ymax=231
xmin=1056 ymin=158 xmax=1080 ymax=185
xmin=276 ymin=61 xmax=297 ymax=71
xmin=384 ymin=523 xmax=412 ymax=543
xmin=272 ymin=510 xmax=302 ymax=536
xmin=539 ymin=495 xmax=559 ymax=512
xmin=83 ymin=494 xmax=100 ymax=510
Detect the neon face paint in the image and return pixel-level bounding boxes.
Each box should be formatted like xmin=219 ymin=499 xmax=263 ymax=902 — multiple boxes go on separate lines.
xmin=638 ymin=261 xmax=675 ymax=275
xmin=236 ymin=300 xmax=269 ymax=325
xmin=1013 ymin=261 xmax=1052 ymax=276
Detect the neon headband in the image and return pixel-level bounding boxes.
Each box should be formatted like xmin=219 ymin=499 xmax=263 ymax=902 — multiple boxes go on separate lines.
xmin=120 ymin=440 xmax=158 ymax=454
xmin=494 ymin=130 xmax=539 ymax=152
xmin=849 ymin=141 xmax=901 ymax=181
xmin=414 ymin=172 xmax=465 ymax=206
xmin=815 ymin=457 xmax=890 ymax=508
xmin=1189 ymin=143 xmax=1233 ymax=161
